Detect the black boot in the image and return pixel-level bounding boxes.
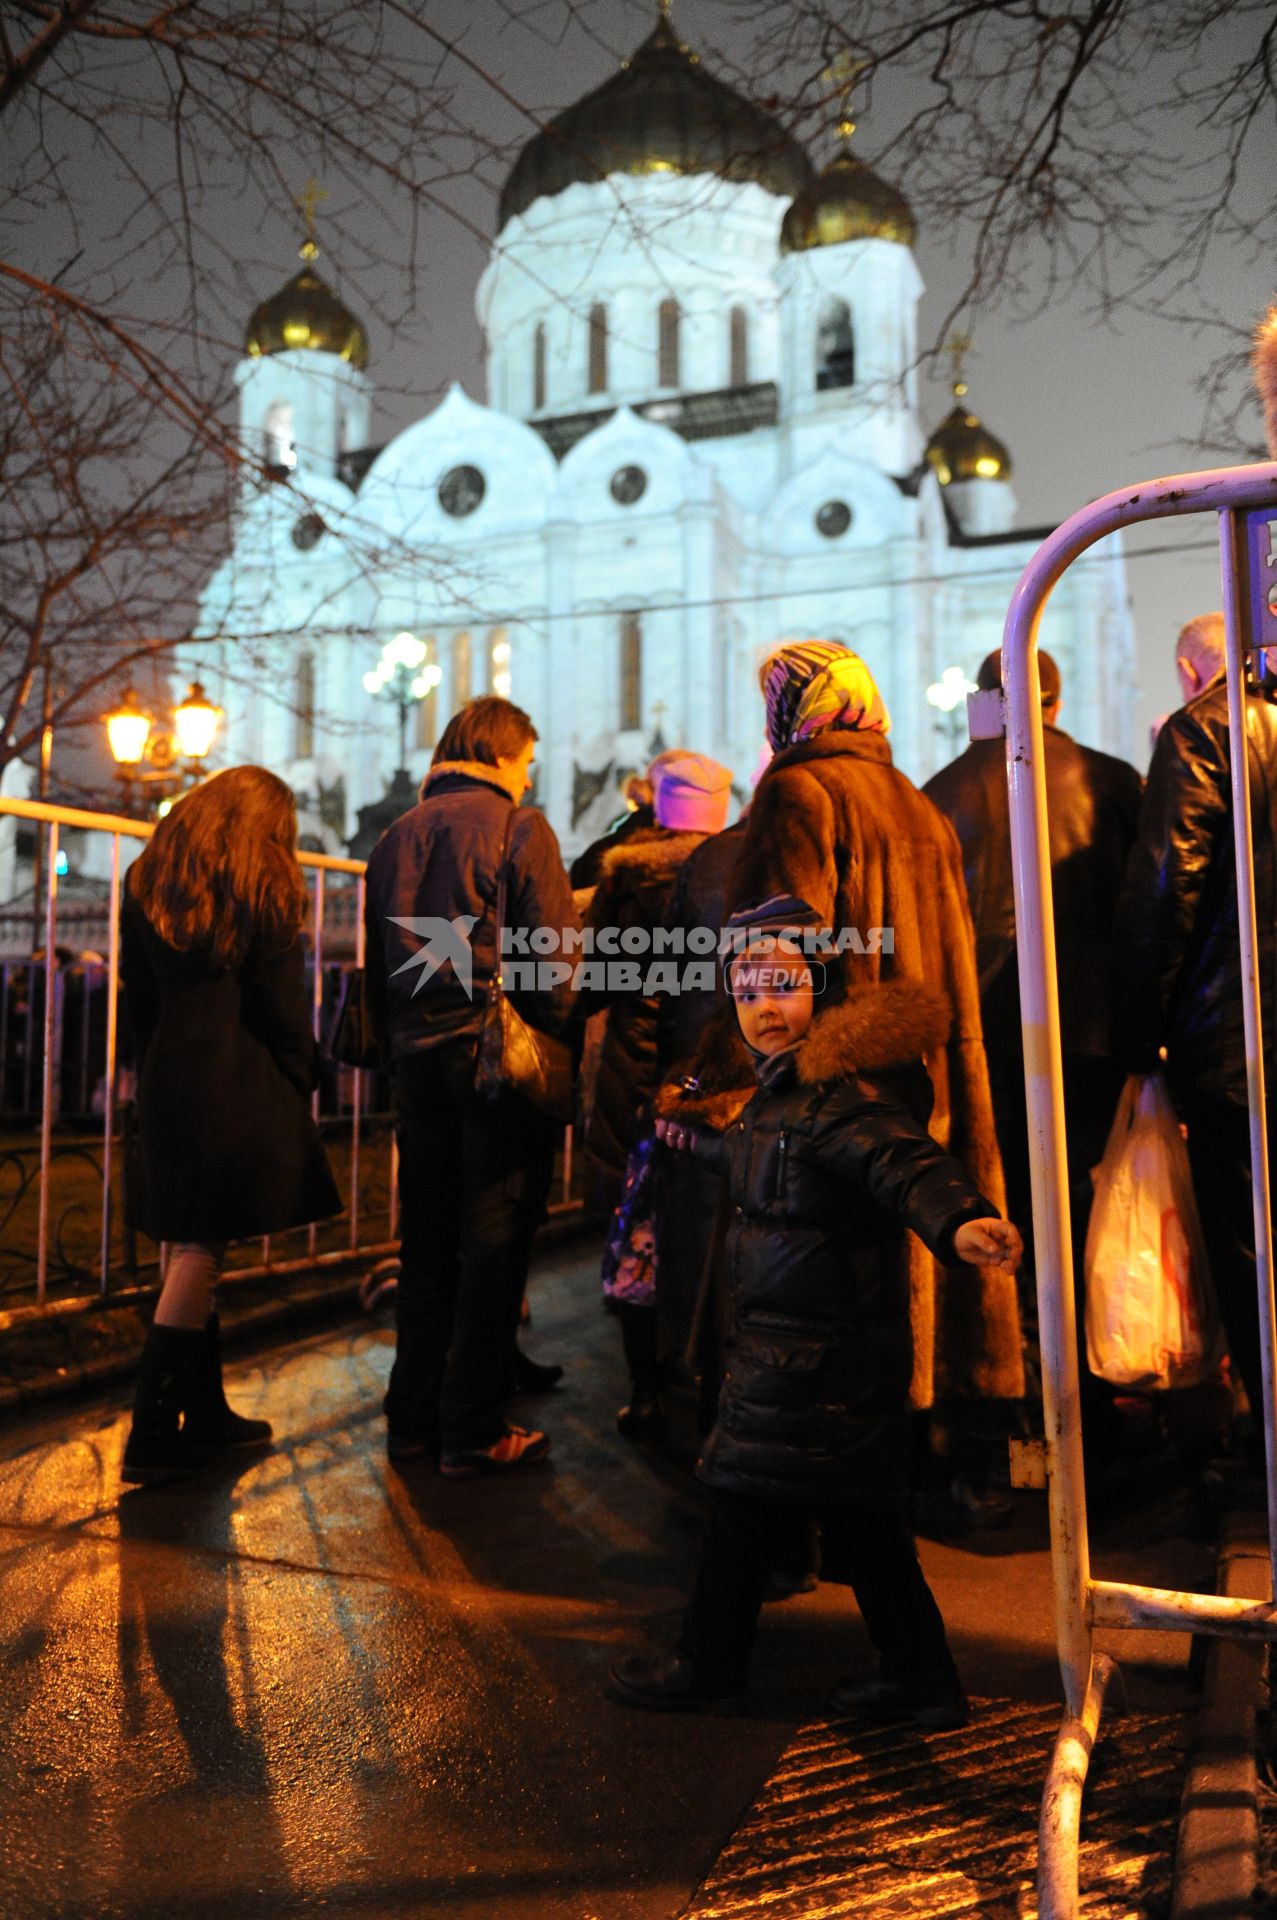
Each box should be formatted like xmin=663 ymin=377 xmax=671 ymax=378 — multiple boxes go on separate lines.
xmin=512 ymin=1344 xmax=564 ymax=1395
xmin=121 ymin=1325 xmax=215 ymax=1484
xmin=617 ymin=1302 xmax=667 ymax=1438
xmin=183 ymin=1313 xmax=273 ymax=1450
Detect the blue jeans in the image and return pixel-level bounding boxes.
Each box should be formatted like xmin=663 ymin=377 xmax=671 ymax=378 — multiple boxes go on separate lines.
xmin=387 ymin=1040 xmax=556 ymax=1451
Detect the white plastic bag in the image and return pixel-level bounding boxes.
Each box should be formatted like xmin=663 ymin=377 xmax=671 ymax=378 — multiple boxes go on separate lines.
xmin=1083 ymin=1072 xmax=1221 ymax=1390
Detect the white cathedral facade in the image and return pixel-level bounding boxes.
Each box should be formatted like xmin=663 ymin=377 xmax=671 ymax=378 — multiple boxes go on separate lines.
xmin=192 ymin=12 xmax=1136 ymax=856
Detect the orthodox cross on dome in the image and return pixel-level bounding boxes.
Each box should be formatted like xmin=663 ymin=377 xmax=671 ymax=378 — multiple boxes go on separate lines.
xmin=648 ymin=698 xmax=669 ymax=756
xmin=294 ymin=176 xmax=329 ymax=262
xmin=945 ymin=329 xmax=973 ymax=399
xmin=821 ymin=50 xmax=869 ymax=144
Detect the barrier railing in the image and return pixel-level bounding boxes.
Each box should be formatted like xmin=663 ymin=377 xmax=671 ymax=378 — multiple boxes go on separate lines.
xmin=1001 ymin=461 xmax=1277 ymax=1916
xmin=0 ymin=793 xmax=402 ymax=1306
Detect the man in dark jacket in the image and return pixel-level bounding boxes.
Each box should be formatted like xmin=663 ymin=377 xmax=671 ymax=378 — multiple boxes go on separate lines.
xmin=1113 ymin=618 xmax=1277 ymax=1448
xmin=364 ymin=696 xmax=581 ymax=1476
xmin=924 ymin=651 xmax=1141 ymax=1269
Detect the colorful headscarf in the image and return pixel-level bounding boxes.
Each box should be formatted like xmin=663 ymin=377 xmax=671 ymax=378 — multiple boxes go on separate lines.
xmin=759 ymin=641 xmax=891 ymax=750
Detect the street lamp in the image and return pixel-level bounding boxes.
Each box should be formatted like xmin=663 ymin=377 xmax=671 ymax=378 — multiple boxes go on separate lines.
xmin=926 ymin=664 xmax=978 ymax=754
xmin=106 ymin=680 xmax=222 ymax=811
xmin=363 ymin=632 xmax=442 ymax=770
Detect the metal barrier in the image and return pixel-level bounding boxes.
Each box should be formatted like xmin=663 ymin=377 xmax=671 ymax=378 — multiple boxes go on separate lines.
xmin=1001 ymin=461 xmax=1277 ymax=1917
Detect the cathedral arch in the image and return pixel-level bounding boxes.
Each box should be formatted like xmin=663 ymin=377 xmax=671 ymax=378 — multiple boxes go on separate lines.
xmin=588 ymin=304 xmax=608 ymax=394
xmin=816 ymin=299 xmax=855 ymax=391
xmin=658 ymin=299 xmax=681 ymax=389
xmin=729 ymin=306 xmax=749 ymax=387
xmin=265 ymin=399 xmax=296 ymax=471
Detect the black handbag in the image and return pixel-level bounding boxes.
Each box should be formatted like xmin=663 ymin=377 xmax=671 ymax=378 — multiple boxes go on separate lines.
xmin=475 ymin=810 xmax=573 ymax=1122
xmin=327 ymin=965 xmax=381 ymax=1070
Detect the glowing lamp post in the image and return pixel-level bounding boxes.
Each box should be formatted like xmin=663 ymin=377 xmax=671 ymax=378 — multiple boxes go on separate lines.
xmin=926 ymin=664 xmax=978 ymax=754
xmin=106 ymin=680 xmax=222 ymax=812
xmin=363 ymin=632 xmax=442 ymax=770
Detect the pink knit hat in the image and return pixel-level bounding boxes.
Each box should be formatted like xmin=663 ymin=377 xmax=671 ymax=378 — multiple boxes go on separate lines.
xmin=649 ymin=750 xmax=732 ymax=833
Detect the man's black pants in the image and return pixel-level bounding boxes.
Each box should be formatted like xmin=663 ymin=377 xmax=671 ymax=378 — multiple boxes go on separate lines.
xmin=1184 ymin=1097 xmax=1269 ymax=1451
xmin=387 ymin=1041 xmax=556 ymax=1452
xmin=678 ymin=1489 xmax=955 ymax=1684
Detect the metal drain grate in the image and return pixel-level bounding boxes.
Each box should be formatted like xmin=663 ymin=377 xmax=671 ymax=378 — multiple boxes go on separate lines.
xmin=685 ymin=1700 xmax=1187 ymax=1919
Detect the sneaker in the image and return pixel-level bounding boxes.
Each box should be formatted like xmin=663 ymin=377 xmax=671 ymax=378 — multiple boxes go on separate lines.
xmin=827 ymin=1665 xmax=969 ymax=1732
xmin=439 ymin=1425 xmax=550 ymax=1478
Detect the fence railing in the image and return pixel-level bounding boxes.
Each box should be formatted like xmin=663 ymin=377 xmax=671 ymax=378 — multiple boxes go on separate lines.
xmin=0 ymin=793 xmax=404 ymax=1308
xmin=1002 ymin=459 xmax=1277 ymax=1918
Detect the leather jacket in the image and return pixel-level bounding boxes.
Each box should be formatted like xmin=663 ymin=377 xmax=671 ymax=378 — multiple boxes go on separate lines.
xmin=1112 ymin=674 xmax=1277 ymax=1107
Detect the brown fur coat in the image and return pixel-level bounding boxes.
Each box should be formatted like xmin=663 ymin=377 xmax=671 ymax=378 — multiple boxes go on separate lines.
xmin=665 ymin=727 xmax=1023 ymax=1406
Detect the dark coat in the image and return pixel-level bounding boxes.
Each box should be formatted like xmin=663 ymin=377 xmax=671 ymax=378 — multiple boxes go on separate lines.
xmin=924 ymin=728 xmax=1142 ymax=1060
xmin=657 ymin=817 xmax=748 ymax=1073
xmin=364 ymin=760 xmax=581 ymax=1061
xmin=582 ymin=824 xmax=709 ymax=1190
xmin=120 ymin=893 xmax=341 ymax=1244
xmin=690 ymin=726 xmax=1021 ymax=1406
xmin=1113 ymin=675 xmax=1277 ymax=1108
xmin=569 ymin=804 xmax=656 ymax=890
xmin=682 ymin=982 xmax=995 ymax=1510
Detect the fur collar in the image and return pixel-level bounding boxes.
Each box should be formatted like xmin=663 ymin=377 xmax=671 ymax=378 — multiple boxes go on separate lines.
xmin=420 ymin=759 xmax=521 ymax=804
xmin=655 ymin=979 xmax=952 ymax=1130
xmin=794 ymin=979 xmax=951 ymax=1084
xmin=765 ymin=731 xmax=894 ymax=777
xmin=596 ymin=827 xmax=708 ymax=882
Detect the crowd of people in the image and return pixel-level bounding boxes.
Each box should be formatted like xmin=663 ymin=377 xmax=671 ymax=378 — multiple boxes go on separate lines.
xmin=115 ymin=603 xmax=1274 ymax=1728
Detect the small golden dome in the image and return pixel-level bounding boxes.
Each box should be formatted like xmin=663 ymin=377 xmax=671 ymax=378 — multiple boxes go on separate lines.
xmin=499 ymin=13 xmax=811 ymax=230
xmin=779 ymin=126 xmax=915 ymax=252
xmin=925 ymin=383 xmax=1012 ymax=484
xmin=245 ymin=243 xmax=369 ymax=371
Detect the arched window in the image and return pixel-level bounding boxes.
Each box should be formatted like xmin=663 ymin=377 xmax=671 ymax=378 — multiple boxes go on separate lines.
xmin=294 ymin=650 xmax=315 ymax=758
xmin=729 ymin=306 xmax=749 ymax=387
xmin=533 ymin=323 xmax=547 ymax=411
xmin=619 ymin=613 xmax=642 ymax=732
xmin=415 ymin=637 xmax=438 ymax=749
xmin=489 ymin=627 xmax=512 ymax=698
xmin=264 ymin=400 xmax=296 ymax=471
xmin=588 ymin=305 xmax=608 ymax=394
xmin=451 ymin=630 xmax=472 ymax=709
xmin=816 ymin=299 xmax=855 ymax=390
xmin=658 ymin=299 xmax=681 ymax=388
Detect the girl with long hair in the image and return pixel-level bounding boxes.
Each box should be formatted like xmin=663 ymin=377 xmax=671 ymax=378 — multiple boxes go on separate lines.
xmin=120 ymin=766 xmax=340 ymax=1482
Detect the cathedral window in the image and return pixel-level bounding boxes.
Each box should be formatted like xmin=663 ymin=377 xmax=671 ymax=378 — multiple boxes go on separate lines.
xmin=816 ymin=299 xmax=855 ymax=390
xmin=295 ymin=651 xmax=315 ymax=759
xmin=588 ymin=305 xmax=608 ymax=394
xmin=416 ymin=638 xmax=438 ymax=748
xmin=489 ymin=627 xmax=512 ymax=698
xmin=658 ymin=299 xmax=681 ymax=389
xmin=452 ymin=630 xmax=472 ymax=707
xmin=729 ymin=307 xmax=749 ymax=387
xmin=619 ymin=614 xmax=642 ymax=732
xmin=533 ymin=323 xmax=547 ymax=411
xmin=264 ymin=400 xmax=296 ymax=472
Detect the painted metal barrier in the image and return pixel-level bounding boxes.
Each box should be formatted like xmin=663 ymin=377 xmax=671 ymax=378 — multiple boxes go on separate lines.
xmin=1000 ymin=461 xmax=1277 ymax=1916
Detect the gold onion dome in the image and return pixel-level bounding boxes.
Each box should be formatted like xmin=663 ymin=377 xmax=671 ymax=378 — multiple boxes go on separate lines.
xmin=925 ymin=382 xmax=1013 ymax=484
xmin=780 ymin=123 xmax=915 ymax=252
xmin=245 ymin=241 xmax=369 ymax=370
xmin=498 ymin=11 xmax=811 ymax=230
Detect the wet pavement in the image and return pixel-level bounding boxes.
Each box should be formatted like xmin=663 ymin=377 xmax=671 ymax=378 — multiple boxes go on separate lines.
xmin=0 ymin=1237 xmax=1216 ymax=1919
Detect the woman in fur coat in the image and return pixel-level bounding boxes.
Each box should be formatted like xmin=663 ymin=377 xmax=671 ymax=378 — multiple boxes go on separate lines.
xmin=688 ymin=642 xmax=1023 ymax=1419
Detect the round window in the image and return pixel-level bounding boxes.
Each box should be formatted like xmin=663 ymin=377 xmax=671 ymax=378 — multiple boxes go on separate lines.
xmin=610 ymin=464 xmax=648 ymax=506
xmin=815 ymin=499 xmax=853 ymax=539
xmin=438 ymin=465 xmax=486 ymax=517
xmin=291 ymin=512 xmax=326 ymax=551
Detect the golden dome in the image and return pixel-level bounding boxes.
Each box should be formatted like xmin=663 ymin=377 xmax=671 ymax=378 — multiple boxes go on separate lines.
xmin=780 ymin=127 xmax=915 ymax=252
xmin=498 ymin=13 xmax=811 ymax=230
xmin=925 ymin=384 xmax=1012 ymax=484
xmin=245 ymin=243 xmax=369 ymax=371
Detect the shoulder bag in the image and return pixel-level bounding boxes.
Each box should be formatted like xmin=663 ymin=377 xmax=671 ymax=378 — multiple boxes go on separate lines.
xmin=475 ymin=808 xmax=574 ymax=1121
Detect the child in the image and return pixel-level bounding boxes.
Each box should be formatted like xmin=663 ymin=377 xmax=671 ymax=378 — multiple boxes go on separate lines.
xmin=610 ymin=896 xmax=1021 ymax=1725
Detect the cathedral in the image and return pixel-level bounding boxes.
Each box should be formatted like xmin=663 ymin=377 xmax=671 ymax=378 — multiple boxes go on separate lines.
xmin=192 ymin=9 xmax=1136 ymax=856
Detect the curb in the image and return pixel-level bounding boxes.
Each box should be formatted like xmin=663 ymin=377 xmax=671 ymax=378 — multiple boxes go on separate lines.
xmin=1171 ymin=1509 xmax=1269 ymax=1919
xmin=0 ymin=1208 xmax=601 ymax=1421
